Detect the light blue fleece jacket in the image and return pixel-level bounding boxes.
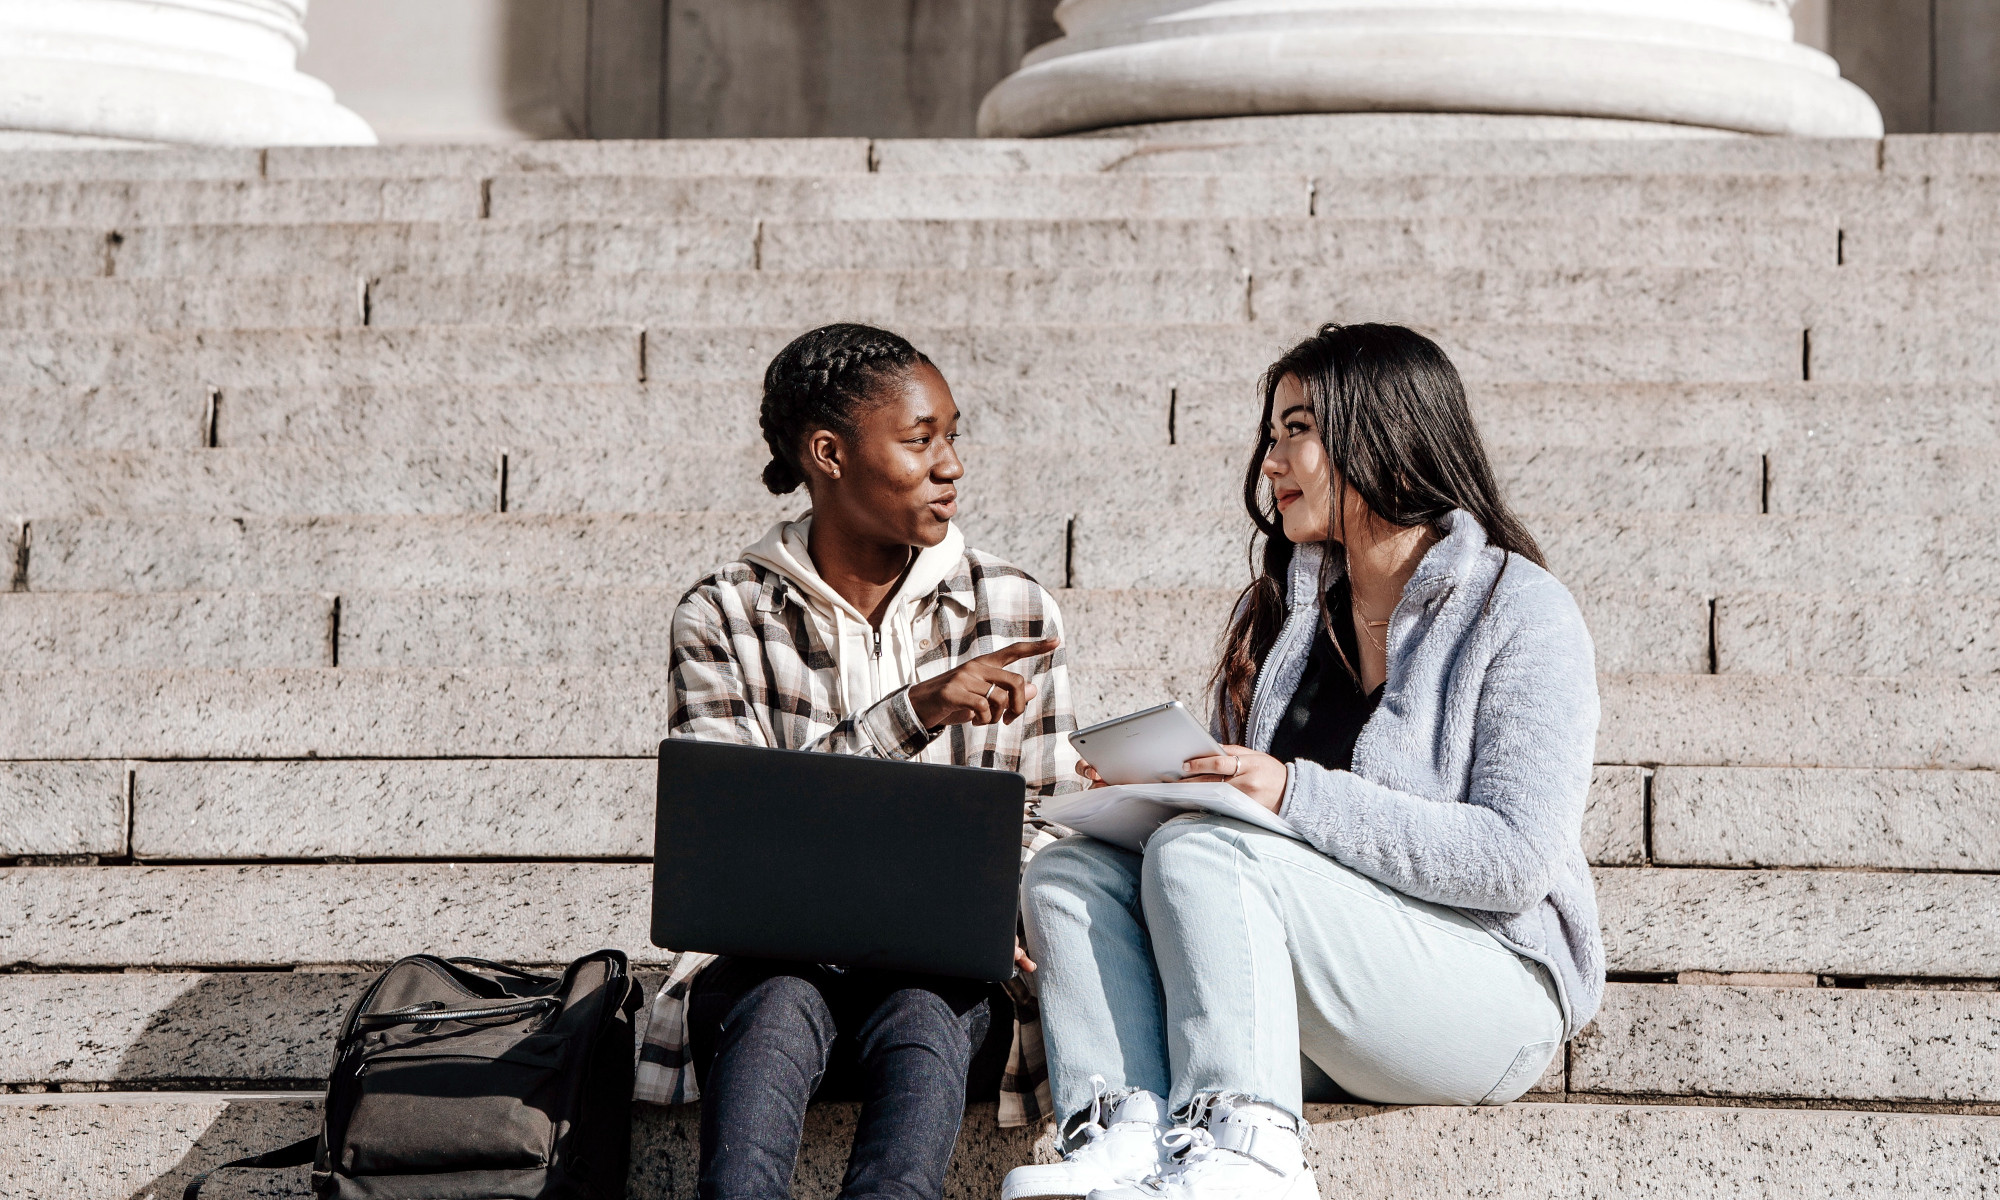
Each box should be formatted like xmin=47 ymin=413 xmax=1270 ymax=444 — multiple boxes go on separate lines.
xmin=1241 ymin=510 xmax=1605 ymax=1038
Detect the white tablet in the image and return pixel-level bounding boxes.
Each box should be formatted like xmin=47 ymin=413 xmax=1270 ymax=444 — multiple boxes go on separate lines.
xmin=1069 ymin=701 xmax=1227 ymax=785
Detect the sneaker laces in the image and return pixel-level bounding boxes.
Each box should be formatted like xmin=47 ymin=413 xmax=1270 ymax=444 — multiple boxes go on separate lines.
xmin=1149 ymin=1093 xmax=1292 ymax=1186
xmin=1146 ymin=1094 xmax=1225 ymax=1186
xmin=1067 ymin=1074 xmax=1125 ymax=1153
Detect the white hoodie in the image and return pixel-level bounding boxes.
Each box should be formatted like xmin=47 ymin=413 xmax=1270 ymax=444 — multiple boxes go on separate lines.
xmin=740 ymin=513 xmax=966 ymax=755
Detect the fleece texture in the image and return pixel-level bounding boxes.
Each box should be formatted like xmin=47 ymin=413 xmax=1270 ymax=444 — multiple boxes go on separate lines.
xmin=1248 ymin=511 xmax=1605 ymax=1037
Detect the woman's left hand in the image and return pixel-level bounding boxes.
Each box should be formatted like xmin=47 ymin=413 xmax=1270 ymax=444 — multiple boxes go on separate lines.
xmin=1181 ymin=745 xmax=1288 ymax=814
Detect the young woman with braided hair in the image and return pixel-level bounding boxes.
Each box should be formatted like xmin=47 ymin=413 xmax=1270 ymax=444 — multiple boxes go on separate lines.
xmin=637 ymin=323 xmax=1081 ymax=1200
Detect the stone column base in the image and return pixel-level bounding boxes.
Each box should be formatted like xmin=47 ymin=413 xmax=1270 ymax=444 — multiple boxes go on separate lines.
xmin=0 ymin=0 xmax=373 ymax=147
xmin=980 ymin=4 xmax=1884 ymax=139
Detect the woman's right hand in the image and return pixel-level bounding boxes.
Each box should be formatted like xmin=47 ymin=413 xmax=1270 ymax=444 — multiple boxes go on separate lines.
xmin=909 ymin=638 xmax=1060 ymax=730
xmin=1077 ymin=760 xmax=1110 ymax=789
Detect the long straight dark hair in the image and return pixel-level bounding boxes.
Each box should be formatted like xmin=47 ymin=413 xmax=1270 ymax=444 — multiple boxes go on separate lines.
xmin=1210 ymin=323 xmax=1546 ymax=740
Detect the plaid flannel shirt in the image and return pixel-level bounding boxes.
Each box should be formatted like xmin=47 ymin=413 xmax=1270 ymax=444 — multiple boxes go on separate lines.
xmin=635 ymin=543 xmax=1078 ymax=1128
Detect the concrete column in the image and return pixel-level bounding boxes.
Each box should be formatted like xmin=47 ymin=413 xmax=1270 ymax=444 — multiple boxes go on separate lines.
xmin=979 ymin=0 xmax=1884 ymax=138
xmin=0 ymin=0 xmax=374 ymax=146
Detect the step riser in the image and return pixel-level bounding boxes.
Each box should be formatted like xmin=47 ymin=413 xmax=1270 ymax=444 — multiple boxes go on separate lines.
xmin=0 ymin=445 xmax=1773 ymax=519
xmin=0 ymin=669 xmax=1994 ymax=769
xmin=8 ymin=269 xmax=1993 ymax=331
xmin=0 ymin=1097 xmax=1035 ymax=1200
xmin=16 ymin=513 xmax=1998 ymax=596
xmin=1576 ymin=983 xmax=2000 ymax=1104
xmin=0 ymin=179 xmax=483 ymax=228
xmin=0 ymin=863 xmax=1992 ymax=976
xmin=1652 ymin=766 xmax=2000 ymax=870
xmin=0 ymin=324 xmax=1809 ymax=390
xmin=17 ymin=1096 xmax=1995 ymax=1200
xmin=1716 ymin=592 xmax=2000 ymax=676
xmin=0 ymin=137 xmax=1908 ymax=185
xmin=0 ymin=175 xmax=1342 ymax=227
xmin=759 ymin=217 xmax=1834 ymax=272
xmin=9 ymin=979 xmax=1992 ymax=1105
xmin=0 ymin=328 xmax=642 ymax=389
xmin=488 ymin=174 xmax=1312 ymax=222
xmin=1072 ymin=513 xmax=2000 ymax=593
xmin=0 ymin=219 xmax=1835 ymax=281
xmin=14 ymin=514 xmax=1071 ymax=600
xmin=0 ymin=587 xmax=1708 ymax=677
xmin=0 ymin=321 xmax=1983 ymax=388
xmin=10 ymin=382 xmax=1997 ymax=454
xmin=0 ymin=758 xmax=1640 ymax=864
xmin=0 ymin=140 xmax=874 ymax=183
xmin=1601 ymin=867 xmax=2000 ymax=977
xmin=3 ymin=447 xmax=1993 ymax=521
xmin=0 ymin=762 xmax=126 ymax=859
xmin=20 ymin=761 xmax=1982 ymax=873
xmin=0 ymin=593 xmax=334 ymax=671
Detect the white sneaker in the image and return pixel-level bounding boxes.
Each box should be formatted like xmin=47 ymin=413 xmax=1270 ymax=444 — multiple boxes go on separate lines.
xmin=1087 ymin=1096 xmax=1320 ymax=1200
xmin=1002 ymin=1079 xmax=1171 ymax=1200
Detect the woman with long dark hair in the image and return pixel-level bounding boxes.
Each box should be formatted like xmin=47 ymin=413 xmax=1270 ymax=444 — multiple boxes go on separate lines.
xmin=1003 ymin=324 xmax=1603 ymax=1200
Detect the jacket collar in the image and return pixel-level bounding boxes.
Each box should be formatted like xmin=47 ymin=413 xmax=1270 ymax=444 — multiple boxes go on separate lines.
xmin=1285 ymin=509 xmax=1488 ymax=610
xmin=746 ymin=515 xmax=970 ymax=618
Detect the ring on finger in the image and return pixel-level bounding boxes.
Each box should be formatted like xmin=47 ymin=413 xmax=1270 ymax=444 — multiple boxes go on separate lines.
xmin=983 ymin=682 xmax=997 ymax=701
xmin=1230 ymin=755 xmax=1242 ymax=777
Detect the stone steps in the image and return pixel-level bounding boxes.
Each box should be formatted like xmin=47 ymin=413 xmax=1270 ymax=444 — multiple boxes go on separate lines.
xmin=8 ymin=268 xmax=2000 ymax=331
xmin=4 ymin=977 xmax=1993 ymax=1107
xmin=16 ymin=512 xmax=2000 ymax=595
xmin=5 ymin=585 xmax=1993 ymax=678
xmin=0 ymin=174 xmax=1319 ymax=227
xmin=13 ymin=510 xmax=1997 ymax=597
xmin=0 ymin=586 xmax=1701 ymax=675
xmin=1075 ymin=511 xmax=2000 ymax=592
xmin=17 ymin=1091 xmax=1998 ymax=1200
xmin=0 ymin=443 xmax=1764 ymax=517
xmin=0 ymin=135 xmax=1904 ymax=185
xmin=9 ymin=757 xmax=1990 ymax=870
xmin=4 ymin=169 xmax=1994 ymax=229
xmin=7 ymin=318 xmax=1992 ymax=384
xmin=0 ymin=322 xmax=1815 ymax=391
xmin=0 ymin=861 xmax=1993 ymax=976
xmin=9 ymin=512 xmax=1066 ymax=595
xmin=0 ymin=755 xmax=1633 ymax=864
xmin=2 ymin=320 xmax=1991 ymax=387
xmin=0 ymin=217 xmax=1836 ymax=281
xmin=128 ymin=761 xmax=2000 ymax=870
xmin=7 ymin=381 xmax=1991 ymax=453
xmin=11 ymin=442 xmax=1987 ymax=517
xmin=3 ymin=131 xmax=1994 ymax=1196
xmin=0 ymin=668 xmax=1992 ymax=767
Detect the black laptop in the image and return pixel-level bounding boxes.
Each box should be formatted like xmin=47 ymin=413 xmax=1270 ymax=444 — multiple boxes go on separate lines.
xmin=651 ymin=739 xmax=1027 ymax=982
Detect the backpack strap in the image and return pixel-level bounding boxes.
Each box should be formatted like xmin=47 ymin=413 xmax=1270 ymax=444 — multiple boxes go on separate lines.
xmin=181 ymin=1134 xmax=319 ymax=1200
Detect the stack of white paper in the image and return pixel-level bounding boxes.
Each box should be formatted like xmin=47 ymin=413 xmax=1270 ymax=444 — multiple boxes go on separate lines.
xmin=1037 ymin=782 xmax=1304 ymax=853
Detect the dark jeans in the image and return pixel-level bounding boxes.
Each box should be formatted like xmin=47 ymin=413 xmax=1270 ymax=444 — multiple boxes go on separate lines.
xmin=687 ymin=958 xmax=993 ymax=1200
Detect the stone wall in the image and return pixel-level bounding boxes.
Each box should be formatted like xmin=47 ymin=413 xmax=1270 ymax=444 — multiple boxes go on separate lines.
xmin=301 ymin=0 xmax=1059 ymax=142
xmin=1823 ymin=0 xmax=2000 ymax=133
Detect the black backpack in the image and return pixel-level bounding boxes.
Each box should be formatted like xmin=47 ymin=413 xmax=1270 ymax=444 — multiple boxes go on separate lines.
xmin=187 ymin=951 xmax=644 ymax=1200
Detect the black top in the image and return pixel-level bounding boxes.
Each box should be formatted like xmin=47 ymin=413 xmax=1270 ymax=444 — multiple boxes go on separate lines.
xmin=1265 ymin=577 xmax=1384 ymax=773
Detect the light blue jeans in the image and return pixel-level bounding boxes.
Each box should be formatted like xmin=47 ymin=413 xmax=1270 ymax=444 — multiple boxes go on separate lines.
xmin=1021 ymin=816 xmax=1564 ymax=1125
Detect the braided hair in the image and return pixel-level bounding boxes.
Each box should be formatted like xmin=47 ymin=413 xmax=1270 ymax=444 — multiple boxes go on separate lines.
xmin=758 ymin=323 xmax=934 ymax=495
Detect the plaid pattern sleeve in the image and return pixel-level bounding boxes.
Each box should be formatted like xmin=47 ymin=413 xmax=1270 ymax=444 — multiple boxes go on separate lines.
xmin=663 ymin=572 xmax=939 ymax=760
xmin=636 ymin=549 xmax=1081 ymax=1128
